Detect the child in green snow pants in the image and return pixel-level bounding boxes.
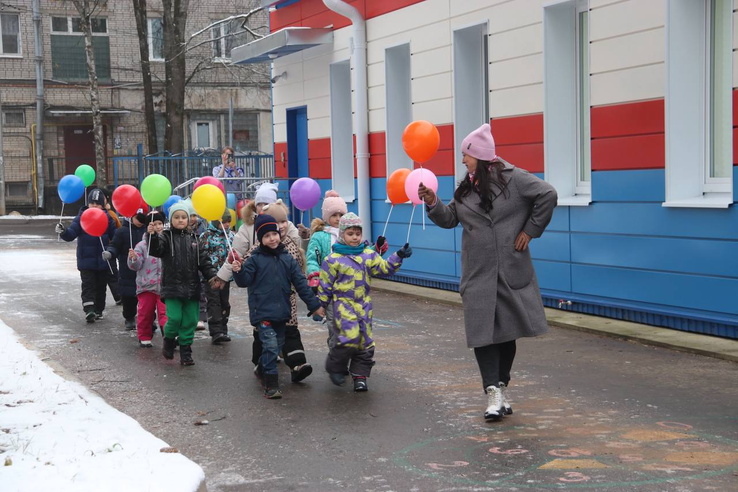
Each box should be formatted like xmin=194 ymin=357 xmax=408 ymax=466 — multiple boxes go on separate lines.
xmin=164 ymin=298 xmax=199 ymax=346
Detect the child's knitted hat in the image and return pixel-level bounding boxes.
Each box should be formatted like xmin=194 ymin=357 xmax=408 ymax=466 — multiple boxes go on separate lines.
xmin=338 ymin=212 xmax=362 ymax=237
xmin=262 ymin=200 xmax=288 ymax=223
xmin=255 ymin=214 xmax=279 ymax=243
xmin=321 ymin=190 xmax=348 ymax=222
xmin=168 ymin=202 xmax=190 ymax=221
xmin=461 ymin=123 xmax=497 ymax=162
xmin=254 ymin=182 xmax=279 ymax=205
xmin=88 ymin=188 xmax=105 ymax=206
xmin=145 ymin=211 xmax=166 ymax=225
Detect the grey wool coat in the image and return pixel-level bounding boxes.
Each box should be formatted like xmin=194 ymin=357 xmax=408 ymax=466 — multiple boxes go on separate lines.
xmin=427 ymin=159 xmax=558 ymax=348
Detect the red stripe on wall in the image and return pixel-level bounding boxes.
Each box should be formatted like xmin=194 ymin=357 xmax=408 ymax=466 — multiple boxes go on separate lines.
xmin=591 ymin=99 xmax=664 ymax=138
xmin=370 ymin=154 xmax=386 ymax=178
xmin=308 ymin=138 xmax=331 ymax=159
xmin=734 ymin=128 xmax=738 ymax=165
xmin=368 ymin=132 xmax=386 ymax=155
xmin=496 ymin=144 xmax=544 ymax=173
xmin=414 ymin=149 xmax=454 ymax=176
xmin=491 ymin=114 xmax=543 ymax=145
xmin=592 ymin=133 xmax=665 ymax=171
xmin=271 ymin=0 xmax=425 ymax=33
xmin=309 ymin=157 xmax=332 ymax=179
xmin=437 ymin=124 xmax=454 ymax=150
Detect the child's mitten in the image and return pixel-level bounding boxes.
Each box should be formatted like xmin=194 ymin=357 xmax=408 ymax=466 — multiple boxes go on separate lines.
xmin=307 ymin=271 xmax=320 ymax=292
xmin=55 ymin=223 xmax=65 ymax=234
xmin=375 ymin=236 xmax=388 ymax=255
xmin=102 ymin=251 xmax=113 ymax=261
xmin=396 ymin=243 xmax=413 ymax=259
xmin=227 ymin=249 xmax=241 ymax=264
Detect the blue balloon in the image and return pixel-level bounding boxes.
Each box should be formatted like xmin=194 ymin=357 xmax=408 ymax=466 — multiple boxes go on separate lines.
xmin=57 ymin=175 xmax=85 ymax=203
xmin=162 ymin=195 xmax=182 ymax=218
xmin=226 ymin=193 xmax=237 ymax=211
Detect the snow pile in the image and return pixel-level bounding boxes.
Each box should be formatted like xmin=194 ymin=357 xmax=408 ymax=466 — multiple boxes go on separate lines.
xmin=1 ymin=215 xmax=75 ymax=220
xmin=0 ymin=320 xmax=205 ymax=491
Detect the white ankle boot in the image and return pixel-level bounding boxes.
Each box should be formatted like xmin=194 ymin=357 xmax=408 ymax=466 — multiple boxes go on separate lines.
xmin=499 ymin=382 xmax=512 ymax=415
xmin=484 ymin=385 xmax=504 ymax=421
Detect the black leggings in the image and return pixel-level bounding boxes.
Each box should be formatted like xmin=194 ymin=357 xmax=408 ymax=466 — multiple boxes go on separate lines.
xmin=474 ymin=340 xmax=517 ymax=391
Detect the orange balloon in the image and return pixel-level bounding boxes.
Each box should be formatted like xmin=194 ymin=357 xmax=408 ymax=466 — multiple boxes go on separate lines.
xmin=402 ymin=120 xmax=440 ymax=163
xmin=387 ymin=168 xmax=412 ymax=205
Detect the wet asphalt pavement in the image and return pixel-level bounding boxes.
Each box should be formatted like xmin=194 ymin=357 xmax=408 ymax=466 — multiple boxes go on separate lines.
xmin=1 ymin=221 xmax=737 ymax=491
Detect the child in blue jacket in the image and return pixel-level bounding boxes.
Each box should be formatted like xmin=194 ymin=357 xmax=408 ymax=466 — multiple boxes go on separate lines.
xmin=56 ymin=188 xmax=116 ymax=323
xmin=231 ymin=214 xmax=325 ymax=399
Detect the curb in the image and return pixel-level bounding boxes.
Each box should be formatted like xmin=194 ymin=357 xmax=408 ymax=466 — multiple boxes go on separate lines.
xmin=372 ymin=279 xmax=738 ymax=364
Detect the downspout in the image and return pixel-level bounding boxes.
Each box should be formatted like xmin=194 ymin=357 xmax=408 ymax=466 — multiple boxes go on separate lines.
xmin=32 ymin=0 xmax=45 ymax=210
xmin=322 ymin=0 xmax=371 ymax=240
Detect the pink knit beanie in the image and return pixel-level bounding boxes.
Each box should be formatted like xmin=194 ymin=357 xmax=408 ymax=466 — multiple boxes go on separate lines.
xmin=461 ymin=123 xmax=496 ymax=161
xmin=321 ymin=190 xmax=348 ymax=222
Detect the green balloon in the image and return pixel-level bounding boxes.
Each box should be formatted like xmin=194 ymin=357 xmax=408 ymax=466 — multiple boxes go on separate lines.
xmin=75 ymin=164 xmax=96 ymax=188
xmin=140 ymin=174 xmax=172 ymax=207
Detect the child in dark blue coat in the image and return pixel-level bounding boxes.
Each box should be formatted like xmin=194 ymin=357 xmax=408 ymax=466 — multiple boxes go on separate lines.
xmin=231 ymin=215 xmax=325 ymax=399
xmin=56 ymin=188 xmax=116 ymax=323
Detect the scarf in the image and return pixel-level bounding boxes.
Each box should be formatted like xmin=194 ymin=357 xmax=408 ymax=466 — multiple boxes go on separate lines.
xmin=332 ymin=242 xmax=366 ymax=255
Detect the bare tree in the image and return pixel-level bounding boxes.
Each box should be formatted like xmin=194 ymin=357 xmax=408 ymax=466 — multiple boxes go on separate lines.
xmin=69 ymin=0 xmax=107 ymax=184
xmin=132 ymin=0 xmax=158 ymax=155
xmin=162 ymin=0 xmax=190 ymax=154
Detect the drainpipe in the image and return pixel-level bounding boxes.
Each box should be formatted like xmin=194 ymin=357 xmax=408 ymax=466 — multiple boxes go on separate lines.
xmin=322 ymin=0 xmax=371 ymax=240
xmin=32 ymin=0 xmax=45 ymax=210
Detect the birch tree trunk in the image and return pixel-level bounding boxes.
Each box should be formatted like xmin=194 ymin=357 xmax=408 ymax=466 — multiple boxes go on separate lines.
xmin=132 ymin=0 xmax=159 ymax=155
xmin=162 ymin=0 xmax=190 ymax=154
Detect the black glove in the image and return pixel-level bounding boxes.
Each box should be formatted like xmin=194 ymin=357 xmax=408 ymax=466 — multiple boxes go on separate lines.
xmin=396 ymin=243 xmax=413 ymax=259
xmin=55 ymin=223 xmax=65 ymax=234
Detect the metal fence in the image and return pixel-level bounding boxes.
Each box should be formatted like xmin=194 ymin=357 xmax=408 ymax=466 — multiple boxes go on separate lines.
xmin=112 ymin=145 xmax=275 ymax=189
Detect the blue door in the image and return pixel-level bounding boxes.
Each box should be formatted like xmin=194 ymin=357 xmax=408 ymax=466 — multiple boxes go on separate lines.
xmin=286 ymin=107 xmax=308 ymax=179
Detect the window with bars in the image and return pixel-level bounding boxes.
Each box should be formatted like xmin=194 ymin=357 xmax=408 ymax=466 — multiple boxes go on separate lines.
xmin=50 ymin=16 xmax=110 ymax=81
xmin=148 ymin=18 xmax=164 ymax=61
xmin=0 ymin=13 xmax=21 ymax=56
xmin=2 ymin=110 xmax=25 ymax=127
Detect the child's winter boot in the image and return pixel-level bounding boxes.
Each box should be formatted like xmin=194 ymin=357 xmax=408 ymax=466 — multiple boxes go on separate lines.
xmin=328 ymin=372 xmax=346 ymax=386
xmin=484 ymin=385 xmax=504 ymax=421
xmin=291 ymin=363 xmax=313 ymax=383
xmin=499 ymin=382 xmax=513 ymax=415
xmin=124 ymin=318 xmax=135 ymax=330
xmin=353 ymin=376 xmax=368 ymax=392
xmin=85 ymin=309 xmax=96 ymax=323
xmin=179 ymin=345 xmax=195 ymax=366
xmin=263 ymin=374 xmax=282 ymax=399
xmin=162 ymin=337 xmax=176 ymax=360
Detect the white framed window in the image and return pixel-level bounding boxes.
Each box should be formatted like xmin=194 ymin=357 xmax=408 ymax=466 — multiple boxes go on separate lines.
xmin=212 ymin=19 xmax=248 ymax=60
xmin=453 ymin=22 xmax=489 ymax=184
xmin=191 ymin=121 xmax=216 ymax=149
xmin=0 ymin=13 xmax=21 ymax=56
xmin=665 ymin=0 xmax=733 ymax=208
xmin=51 ymin=16 xmax=108 ymax=35
xmin=543 ymin=0 xmax=591 ymax=206
xmin=2 ymin=110 xmax=25 ymax=127
xmin=148 ymin=18 xmax=164 ymax=61
xmin=385 ymin=42 xmax=413 ymax=185
xmin=329 ymin=60 xmax=355 ymax=201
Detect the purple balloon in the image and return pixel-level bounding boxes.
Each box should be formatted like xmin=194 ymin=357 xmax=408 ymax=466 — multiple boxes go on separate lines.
xmin=289 ymin=178 xmax=321 ymax=211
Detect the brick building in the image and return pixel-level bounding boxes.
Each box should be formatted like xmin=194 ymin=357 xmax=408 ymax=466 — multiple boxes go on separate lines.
xmin=0 ymin=0 xmax=272 ymax=211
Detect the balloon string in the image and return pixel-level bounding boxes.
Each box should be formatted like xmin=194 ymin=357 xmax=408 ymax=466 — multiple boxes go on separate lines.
xmin=382 ymin=204 xmax=394 ymax=238
xmin=300 ymin=210 xmax=304 ymax=227
xmin=100 ymin=237 xmax=114 ymax=275
xmin=146 ymin=210 xmax=155 ymax=256
xmin=406 ymin=205 xmax=416 ymax=245
xmin=419 ymin=164 xmax=426 ymax=231
xmin=85 ymin=187 xmax=88 ymax=205
xmin=129 ymin=219 xmax=133 ymax=250
xmin=221 ymin=222 xmax=234 ymax=258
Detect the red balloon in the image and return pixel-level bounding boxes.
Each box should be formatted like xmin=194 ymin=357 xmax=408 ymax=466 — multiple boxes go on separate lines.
xmin=402 ymin=120 xmax=440 ymax=163
xmin=138 ymin=197 xmax=149 ymax=215
xmin=112 ymin=184 xmax=142 ymax=218
xmin=80 ymin=208 xmax=109 ymax=237
xmin=194 ymin=176 xmax=225 ymax=194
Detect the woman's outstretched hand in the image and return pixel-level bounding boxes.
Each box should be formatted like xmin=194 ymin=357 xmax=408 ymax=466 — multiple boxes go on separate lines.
xmin=418 ymin=182 xmax=436 ymax=206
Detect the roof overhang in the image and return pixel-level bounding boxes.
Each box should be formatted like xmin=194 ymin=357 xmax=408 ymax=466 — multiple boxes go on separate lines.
xmin=230 ymin=27 xmax=333 ymax=65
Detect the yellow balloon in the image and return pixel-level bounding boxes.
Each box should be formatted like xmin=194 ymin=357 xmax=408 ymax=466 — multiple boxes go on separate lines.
xmin=228 ymin=208 xmax=237 ymax=224
xmin=191 ymin=184 xmax=225 ymax=221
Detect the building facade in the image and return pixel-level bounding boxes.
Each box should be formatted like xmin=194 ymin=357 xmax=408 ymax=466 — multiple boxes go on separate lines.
xmin=256 ymin=0 xmax=738 ymax=339
xmin=0 ymin=0 xmax=272 ymax=211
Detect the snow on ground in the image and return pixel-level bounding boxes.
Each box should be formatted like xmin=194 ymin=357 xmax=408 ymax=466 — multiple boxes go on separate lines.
xmin=0 ymin=215 xmax=76 ymax=220
xmin=0 ymin=319 xmax=205 ymax=492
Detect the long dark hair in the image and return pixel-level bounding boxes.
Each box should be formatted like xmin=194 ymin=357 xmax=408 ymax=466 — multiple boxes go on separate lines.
xmin=453 ymin=159 xmax=509 ymax=212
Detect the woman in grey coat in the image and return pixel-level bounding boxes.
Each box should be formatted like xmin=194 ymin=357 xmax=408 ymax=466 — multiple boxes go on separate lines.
xmin=418 ymin=123 xmax=557 ymax=421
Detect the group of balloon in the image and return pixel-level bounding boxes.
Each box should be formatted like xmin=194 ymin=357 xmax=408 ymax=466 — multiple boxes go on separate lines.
xmin=54 ymin=119 xmax=441 ymax=243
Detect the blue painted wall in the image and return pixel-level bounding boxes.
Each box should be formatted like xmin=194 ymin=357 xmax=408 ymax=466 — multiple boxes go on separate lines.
xmin=305 ymin=168 xmax=738 ymax=338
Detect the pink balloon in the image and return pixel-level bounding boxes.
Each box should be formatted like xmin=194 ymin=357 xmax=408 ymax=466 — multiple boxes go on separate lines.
xmin=404 ymin=168 xmax=438 ymax=205
xmin=194 ymin=176 xmax=225 ymax=194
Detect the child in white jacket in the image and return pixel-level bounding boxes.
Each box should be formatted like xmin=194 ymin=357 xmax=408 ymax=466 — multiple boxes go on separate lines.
xmin=127 ymin=211 xmax=168 ymax=347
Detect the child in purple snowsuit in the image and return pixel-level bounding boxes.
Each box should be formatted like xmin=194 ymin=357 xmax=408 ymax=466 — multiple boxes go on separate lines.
xmin=317 ymin=213 xmax=412 ymax=392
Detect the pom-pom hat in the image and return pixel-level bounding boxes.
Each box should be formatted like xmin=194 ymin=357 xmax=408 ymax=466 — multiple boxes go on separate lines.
xmin=321 ymin=190 xmax=348 ymax=222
